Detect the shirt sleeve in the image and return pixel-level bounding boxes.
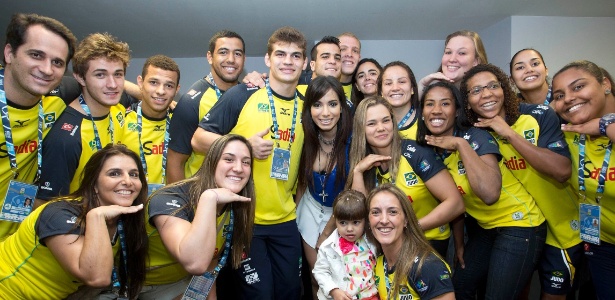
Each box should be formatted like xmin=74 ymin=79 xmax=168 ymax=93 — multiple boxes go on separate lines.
xmin=401 ymin=139 xmax=446 ymax=182
xmin=198 ymin=84 xmax=255 ymax=135
xmin=521 ymin=103 xmax=570 ymax=158
xmin=47 ymin=76 xmax=81 ymax=105
xmin=148 ymin=185 xmax=194 ymax=226
xmin=466 ymin=127 xmax=502 ymax=160
xmin=168 ymin=81 xmax=209 ymax=154
xmin=35 ymin=201 xmax=82 ymax=245
xmin=408 ymin=253 xmax=454 ymax=299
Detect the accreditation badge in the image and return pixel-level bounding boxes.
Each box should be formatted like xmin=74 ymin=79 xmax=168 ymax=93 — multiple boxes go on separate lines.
xmin=182 ymin=270 xmax=217 ymax=300
xmin=270 ymin=147 xmax=291 ymax=180
xmin=148 ymin=183 xmax=164 ymax=197
xmin=579 ymin=203 xmax=601 ymax=245
xmin=0 ymin=180 xmax=37 ymax=223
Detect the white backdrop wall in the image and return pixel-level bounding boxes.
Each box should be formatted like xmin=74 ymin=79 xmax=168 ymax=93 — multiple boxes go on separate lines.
xmin=125 ymin=15 xmax=615 ymax=97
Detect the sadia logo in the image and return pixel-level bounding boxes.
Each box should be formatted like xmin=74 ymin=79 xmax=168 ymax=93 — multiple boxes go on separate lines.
xmin=143 ymin=141 xmax=164 ymax=155
xmin=404 ymin=172 xmax=418 ymax=186
xmin=524 ymin=129 xmax=536 ymax=144
xmin=257 ymin=103 xmax=270 ymax=113
xmin=0 ymin=140 xmax=38 ymax=158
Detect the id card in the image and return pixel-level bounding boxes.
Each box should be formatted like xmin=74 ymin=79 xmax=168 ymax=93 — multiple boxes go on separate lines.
xmin=0 ymin=180 xmax=37 ymax=223
xmin=270 ymin=148 xmax=290 ymax=180
xmin=580 ymin=203 xmax=601 ymax=245
xmin=182 ymin=272 xmax=217 ymax=300
xmin=148 ymin=183 xmax=164 ymax=197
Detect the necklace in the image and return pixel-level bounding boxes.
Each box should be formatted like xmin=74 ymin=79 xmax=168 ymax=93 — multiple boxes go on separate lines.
xmin=317 ymin=145 xmax=331 ymax=203
xmin=318 ymin=133 xmax=335 ymax=146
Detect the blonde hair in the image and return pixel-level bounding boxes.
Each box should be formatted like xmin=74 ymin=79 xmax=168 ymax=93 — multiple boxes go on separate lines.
xmin=72 ymin=32 xmax=130 ymax=77
xmin=346 ymin=96 xmax=401 ymax=191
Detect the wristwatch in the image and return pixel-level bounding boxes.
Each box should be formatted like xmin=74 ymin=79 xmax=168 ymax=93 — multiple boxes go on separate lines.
xmin=599 ymin=113 xmax=615 ymax=136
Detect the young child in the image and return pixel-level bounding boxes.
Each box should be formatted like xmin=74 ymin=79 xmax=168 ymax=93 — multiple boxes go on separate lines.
xmin=313 ymin=190 xmax=379 ymax=300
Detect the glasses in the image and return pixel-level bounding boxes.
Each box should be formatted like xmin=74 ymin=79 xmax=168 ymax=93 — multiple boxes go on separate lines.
xmin=467 ymin=81 xmax=502 ymax=96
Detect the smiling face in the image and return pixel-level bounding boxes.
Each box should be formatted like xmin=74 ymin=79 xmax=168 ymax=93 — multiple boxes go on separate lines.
xmin=75 ymin=57 xmax=125 ymax=115
xmin=95 ymin=154 xmax=142 ymax=207
xmin=336 ymin=219 xmax=365 ymax=243
xmin=214 ymin=140 xmax=252 ymax=194
xmin=441 ymin=36 xmax=478 ymax=83
xmin=339 ymin=35 xmax=361 ymax=79
xmin=365 ymin=104 xmax=394 ymax=151
xmin=423 ymin=86 xmax=456 ymax=136
xmin=466 ymin=71 xmax=505 ymax=119
xmin=355 ymin=61 xmax=380 ymax=96
xmin=207 ymin=37 xmax=245 ymax=86
xmin=265 ymin=42 xmax=307 ymax=86
xmin=311 ymin=88 xmax=341 ymax=135
xmin=552 ymin=68 xmax=611 ymax=125
xmin=4 ymin=24 xmax=69 ymax=102
xmin=137 ymin=65 xmax=179 ymax=118
xmin=368 ymin=191 xmax=406 ymax=252
xmin=310 ymin=43 xmax=341 ymax=79
xmin=510 ymin=49 xmax=548 ymax=93
xmin=381 ymin=65 xmax=413 ymax=110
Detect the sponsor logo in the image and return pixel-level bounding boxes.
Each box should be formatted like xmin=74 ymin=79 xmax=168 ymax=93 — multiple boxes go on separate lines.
xmin=269 ymin=126 xmax=295 ymax=142
xmin=457 ymin=185 xmax=466 ymax=195
xmin=548 ymin=141 xmax=565 ymax=149
xmin=537 ymin=105 xmax=549 ymax=110
xmin=419 ymin=160 xmax=431 ymax=172
xmin=531 ymin=109 xmax=544 ymax=115
xmin=257 ymin=103 xmax=270 ymax=113
xmin=550 ymin=276 xmax=564 ymax=283
xmin=512 ymin=211 xmax=524 ymax=220
xmin=143 ymin=141 xmax=165 ymax=155
xmin=458 ymin=161 xmax=466 ymax=175
xmin=439 ymin=225 xmax=446 ymax=233
xmin=187 ymin=89 xmax=201 ymax=99
xmin=597 ymin=143 xmax=610 ymax=151
xmin=49 ymin=88 xmax=59 ymax=94
xmin=404 ymin=172 xmax=418 ymax=186
xmin=66 ymin=216 xmax=77 ymax=224
xmin=40 ymin=182 xmax=53 ymax=191
xmin=245 ymin=272 xmax=260 ymax=285
xmin=406 ymin=145 xmax=416 ymax=152
xmin=89 ymin=139 xmax=99 ymax=151
xmin=61 ymin=123 xmax=74 ymax=132
xmin=416 ymin=279 xmax=428 ymax=292
xmin=463 ymin=133 xmax=471 ymax=140
xmin=13 ymin=119 xmax=29 ymax=128
xmin=153 ymin=124 xmax=165 ymax=132
xmin=0 ymin=140 xmax=38 ymax=158
xmin=202 ymin=113 xmax=210 ymax=122
xmin=127 ymin=122 xmax=138 ymax=132
xmin=583 ymin=162 xmax=615 ymax=181
xmin=44 ymin=113 xmax=56 ymax=128
xmin=279 ymin=107 xmax=290 ymax=116
xmin=470 ymin=141 xmax=479 ymax=150
xmin=70 ymin=125 xmax=79 ymax=136
xmin=552 ymin=271 xmax=564 ymax=277
xmin=524 ymin=129 xmax=536 ymax=144
xmin=165 ymin=200 xmax=180 ymax=208
xmin=407 ymin=195 xmax=413 ymax=203
xmin=504 ymin=156 xmax=527 ymax=170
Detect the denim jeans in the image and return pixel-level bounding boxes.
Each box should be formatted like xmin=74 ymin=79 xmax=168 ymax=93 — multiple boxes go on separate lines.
xmin=453 ymin=222 xmax=547 ymax=299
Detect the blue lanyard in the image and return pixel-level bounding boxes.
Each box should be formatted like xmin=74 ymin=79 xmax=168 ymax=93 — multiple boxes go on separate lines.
xmin=397 ymin=105 xmax=414 ymax=129
xmin=265 ymin=79 xmax=298 ymax=150
xmin=136 ymin=103 xmax=170 ymax=183
xmin=578 ymin=134 xmax=612 ymax=204
xmin=112 ymin=220 xmax=129 ymax=297
xmin=206 ymin=73 xmax=222 ymax=100
xmin=212 ymin=209 xmax=234 ymax=274
xmin=0 ymin=69 xmax=44 ymax=180
xmin=78 ymin=95 xmax=114 ymax=150
xmin=544 ymin=87 xmax=552 ymax=105
xmin=382 ymin=257 xmax=393 ymax=300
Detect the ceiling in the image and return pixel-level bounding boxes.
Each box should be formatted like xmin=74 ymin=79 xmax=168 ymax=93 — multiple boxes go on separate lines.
xmin=3 ymin=0 xmax=615 ymax=58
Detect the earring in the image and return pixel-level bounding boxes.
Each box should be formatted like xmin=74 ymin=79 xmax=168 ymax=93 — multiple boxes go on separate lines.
xmin=421 ymin=116 xmax=424 ymax=121
xmin=606 ymin=89 xmax=612 ymax=95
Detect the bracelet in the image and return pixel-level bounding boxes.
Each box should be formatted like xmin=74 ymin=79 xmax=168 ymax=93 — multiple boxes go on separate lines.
xmin=599 ymin=113 xmax=615 ymax=136
xmin=207 ymin=189 xmax=219 ymax=203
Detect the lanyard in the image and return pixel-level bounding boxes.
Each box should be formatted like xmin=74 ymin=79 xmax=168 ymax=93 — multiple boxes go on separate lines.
xmin=78 ymin=95 xmax=113 ymax=150
xmin=544 ymin=87 xmax=552 ymax=105
xmin=212 ymin=209 xmax=234 ymax=274
xmin=112 ymin=220 xmax=129 ymax=298
xmin=0 ymin=69 xmax=44 ymax=180
xmin=265 ymin=79 xmax=298 ymax=150
xmin=136 ymin=103 xmax=170 ymax=183
xmin=382 ymin=256 xmax=393 ymax=300
xmin=397 ymin=105 xmax=414 ymax=129
xmin=578 ymin=133 xmax=612 ymax=204
xmin=206 ymin=73 xmax=222 ymax=100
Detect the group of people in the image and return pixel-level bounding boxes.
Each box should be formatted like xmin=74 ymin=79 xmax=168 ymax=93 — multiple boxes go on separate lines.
xmin=0 ymin=11 xmax=613 ymax=300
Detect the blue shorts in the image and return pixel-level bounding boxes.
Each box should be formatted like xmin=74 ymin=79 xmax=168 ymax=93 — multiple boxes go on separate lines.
xmin=538 ymin=243 xmax=583 ymax=295
xmin=584 ymin=241 xmax=615 ymax=300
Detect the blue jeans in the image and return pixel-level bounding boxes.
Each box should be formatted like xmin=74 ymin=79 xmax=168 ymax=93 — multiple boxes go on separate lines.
xmin=453 ymin=222 xmax=547 ymax=299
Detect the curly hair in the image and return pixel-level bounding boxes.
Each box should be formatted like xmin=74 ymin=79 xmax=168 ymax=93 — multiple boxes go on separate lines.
xmin=72 ymin=32 xmax=130 ymax=78
xmin=460 ymin=64 xmax=520 ymax=126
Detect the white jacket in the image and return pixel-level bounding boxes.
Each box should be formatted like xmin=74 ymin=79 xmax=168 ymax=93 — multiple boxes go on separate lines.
xmin=312 ymin=229 xmax=378 ymax=300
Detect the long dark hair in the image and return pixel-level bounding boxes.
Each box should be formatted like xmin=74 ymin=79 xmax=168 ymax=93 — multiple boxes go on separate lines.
xmin=460 ymin=64 xmax=520 ymax=126
xmin=157 ymin=134 xmax=256 ymax=269
xmin=416 ymin=81 xmax=469 ymax=145
xmin=351 ymin=58 xmax=382 ymax=106
xmin=60 ymin=144 xmax=148 ymax=298
xmin=298 ymin=76 xmax=352 ymax=194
